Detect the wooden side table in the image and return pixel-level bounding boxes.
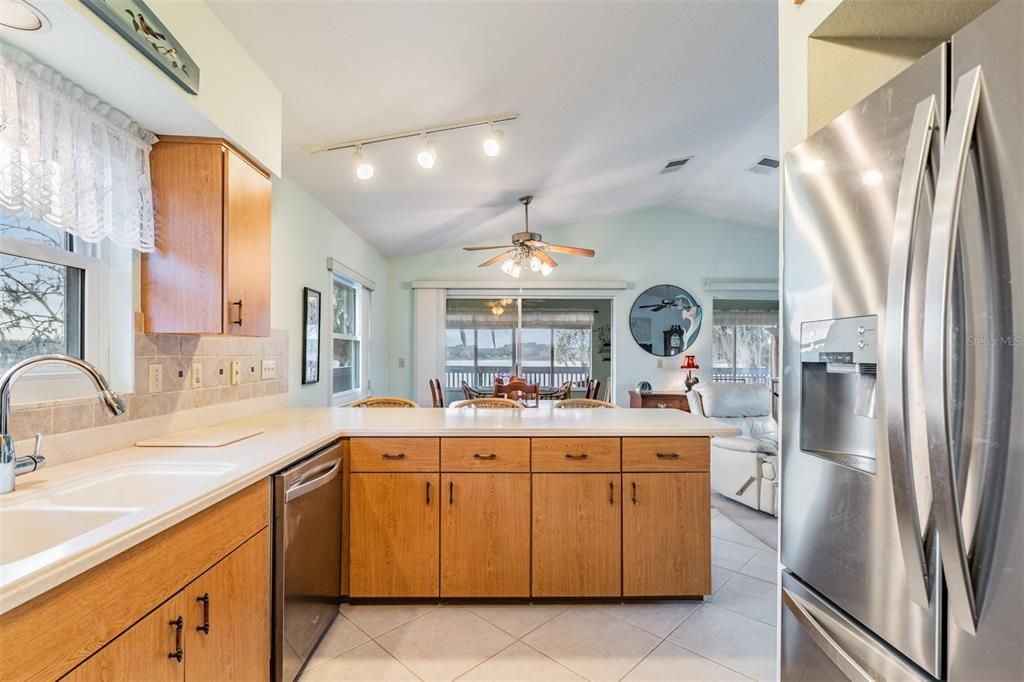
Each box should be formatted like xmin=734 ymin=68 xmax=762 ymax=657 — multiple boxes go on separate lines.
xmin=628 ymin=390 xmax=690 ymax=412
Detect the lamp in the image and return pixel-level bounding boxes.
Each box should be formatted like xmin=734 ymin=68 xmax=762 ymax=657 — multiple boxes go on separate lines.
xmin=681 ymin=355 xmax=700 ymax=391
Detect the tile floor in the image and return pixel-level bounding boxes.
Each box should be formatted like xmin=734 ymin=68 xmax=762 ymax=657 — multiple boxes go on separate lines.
xmin=302 ymin=509 xmax=778 ymax=681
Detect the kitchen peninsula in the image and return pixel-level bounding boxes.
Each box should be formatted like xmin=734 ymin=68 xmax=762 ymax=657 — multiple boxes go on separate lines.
xmin=0 ymin=407 xmax=737 ymax=681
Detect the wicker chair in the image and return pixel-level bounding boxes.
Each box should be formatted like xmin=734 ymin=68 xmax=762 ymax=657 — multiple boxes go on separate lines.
xmin=461 ymin=381 xmax=487 ymax=400
xmin=554 ymin=398 xmax=618 ymax=409
xmin=450 ymin=397 xmax=524 ymax=409
xmin=540 ymin=380 xmax=572 ymax=402
xmin=350 ymin=397 xmax=418 ymax=408
xmin=428 ymin=378 xmax=444 ymax=407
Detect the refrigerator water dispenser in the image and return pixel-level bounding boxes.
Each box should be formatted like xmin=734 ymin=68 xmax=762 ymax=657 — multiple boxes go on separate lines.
xmin=799 ymin=316 xmax=878 ymax=474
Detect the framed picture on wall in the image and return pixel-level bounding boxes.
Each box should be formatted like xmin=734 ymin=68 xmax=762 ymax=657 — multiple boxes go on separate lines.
xmin=302 ymin=287 xmax=321 ymax=385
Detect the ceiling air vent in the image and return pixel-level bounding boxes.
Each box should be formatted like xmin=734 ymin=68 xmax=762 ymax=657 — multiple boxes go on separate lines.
xmin=747 ymin=155 xmax=780 ymax=175
xmin=659 ymin=156 xmax=693 ymax=175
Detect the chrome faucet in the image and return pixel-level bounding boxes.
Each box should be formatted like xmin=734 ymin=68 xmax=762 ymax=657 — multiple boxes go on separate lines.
xmin=1 ymin=354 xmax=127 ymax=494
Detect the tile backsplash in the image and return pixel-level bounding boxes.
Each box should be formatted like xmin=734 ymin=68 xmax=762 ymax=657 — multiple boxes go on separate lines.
xmin=8 ymin=330 xmax=288 ymax=442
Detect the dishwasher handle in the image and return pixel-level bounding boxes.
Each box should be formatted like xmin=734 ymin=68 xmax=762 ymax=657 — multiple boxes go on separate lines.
xmin=284 ymin=458 xmax=342 ymax=502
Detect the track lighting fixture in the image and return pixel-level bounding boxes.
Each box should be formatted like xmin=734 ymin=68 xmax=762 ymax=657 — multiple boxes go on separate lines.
xmin=482 ymin=126 xmax=504 ymax=157
xmin=353 ymin=147 xmax=374 ymax=181
xmin=417 ymin=138 xmax=436 ymax=169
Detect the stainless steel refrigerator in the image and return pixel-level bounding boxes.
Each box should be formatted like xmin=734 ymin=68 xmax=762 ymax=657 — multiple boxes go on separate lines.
xmin=780 ymin=1 xmax=1022 ymax=679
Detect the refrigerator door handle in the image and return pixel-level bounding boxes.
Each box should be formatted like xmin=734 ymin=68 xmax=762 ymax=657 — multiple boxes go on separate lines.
xmin=884 ymin=94 xmax=939 ymax=609
xmin=923 ymin=65 xmax=984 ymax=635
xmin=782 ymin=587 xmax=873 ymax=682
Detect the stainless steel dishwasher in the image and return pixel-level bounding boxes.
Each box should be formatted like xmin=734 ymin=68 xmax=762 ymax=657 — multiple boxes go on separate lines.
xmin=272 ymin=441 xmax=343 ymax=682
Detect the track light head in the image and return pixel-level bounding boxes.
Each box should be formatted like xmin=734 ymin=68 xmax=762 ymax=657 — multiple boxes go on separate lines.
xmin=483 ymin=127 xmax=504 ymax=157
xmin=353 ymin=147 xmax=374 ymax=180
xmin=417 ymin=138 xmax=436 ymax=169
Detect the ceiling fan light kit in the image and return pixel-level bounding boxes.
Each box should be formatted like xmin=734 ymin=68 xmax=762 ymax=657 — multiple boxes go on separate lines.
xmin=464 ymin=196 xmax=596 ymax=278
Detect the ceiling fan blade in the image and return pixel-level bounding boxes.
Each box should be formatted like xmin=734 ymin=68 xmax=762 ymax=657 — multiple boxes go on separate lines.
xmin=534 ymin=250 xmax=558 ymax=267
xmin=478 ymin=249 xmax=515 ymax=267
xmin=545 ymin=244 xmax=595 ymax=257
xmin=463 ymin=245 xmax=511 ymax=251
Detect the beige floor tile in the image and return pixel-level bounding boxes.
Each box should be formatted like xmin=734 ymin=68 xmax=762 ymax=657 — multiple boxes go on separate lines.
xmin=467 ymin=604 xmax=570 ymax=638
xmin=623 ymin=641 xmax=752 ymax=681
xmin=712 ymin=516 xmax=768 ymax=550
xmin=708 ymin=574 xmax=777 ymax=626
xmin=376 ymin=607 xmax=514 ymax=681
xmin=458 ymin=642 xmax=584 ymax=681
xmin=712 ymin=565 xmax=737 ymax=593
xmin=594 ymin=601 xmax=703 ymax=638
xmin=711 ymin=537 xmax=760 ymax=571
xmin=522 ymin=606 xmax=660 ymax=682
xmin=306 ymin=616 xmax=371 ymax=670
xmin=300 ymin=641 xmax=418 ymax=681
xmin=667 ymin=604 xmax=776 ymax=681
xmin=737 ymin=548 xmax=778 ymax=584
xmin=339 ymin=603 xmax=439 ymax=637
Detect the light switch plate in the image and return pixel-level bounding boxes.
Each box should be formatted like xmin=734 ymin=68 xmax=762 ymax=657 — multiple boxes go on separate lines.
xmin=148 ymin=364 xmax=162 ymax=393
xmin=260 ymin=359 xmax=276 ymax=381
xmin=398 ymin=357 xmax=406 ymax=369
xmin=191 ymin=362 xmax=203 ymax=389
xmin=656 ymin=358 xmax=664 ymax=369
xmin=231 ymin=360 xmax=241 ymax=385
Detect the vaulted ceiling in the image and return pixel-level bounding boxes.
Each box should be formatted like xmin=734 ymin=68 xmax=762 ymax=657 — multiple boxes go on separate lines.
xmin=210 ymin=1 xmax=779 ymax=257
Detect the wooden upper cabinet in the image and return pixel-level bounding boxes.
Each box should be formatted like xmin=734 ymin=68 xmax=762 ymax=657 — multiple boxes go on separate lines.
xmin=64 ymin=592 xmax=188 ymax=682
xmin=623 ymin=473 xmax=710 ymax=597
xmin=184 ymin=529 xmax=270 ymax=682
xmin=143 ymin=137 xmax=271 ymax=336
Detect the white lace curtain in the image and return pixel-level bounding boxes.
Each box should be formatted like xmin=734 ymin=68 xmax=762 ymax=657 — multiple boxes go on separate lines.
xmin=0 ymin=44 xmax=157 ymax=251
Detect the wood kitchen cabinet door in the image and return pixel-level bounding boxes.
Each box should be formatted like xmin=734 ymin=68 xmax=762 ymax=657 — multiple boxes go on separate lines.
xmin=532 ymin=473 xmax=621 ymax=597
xmin=184 ymin=528 xmax=270 ymax=681
xmin=64 ymin=592 xmax=189 ymax=682
xmin=223 ymin=148 xmax=271 ymax=337
xmin=441 ymin=473 xmax=530 ymax=597
xmin=623 ymin=473 xmax=710 ymax=597
xmin=350 ymin=473 xmax=440 ymax=597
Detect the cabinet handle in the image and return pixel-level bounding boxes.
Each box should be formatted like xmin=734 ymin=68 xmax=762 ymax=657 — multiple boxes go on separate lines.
xmin=609 ymin=481 xmax=615 ymax=505
xmin=426 ymin=480 xmax=431 ymax=505
xmin=656 ymin=452 xmax=680 ymax=460
xmin=631 ymin=480 xmax=637 ymax=504
xmin=473 ymin=453 xmax=497 ymax=460
xmin=229 ymin=299 xmax=243 ymax=326
xmin=565 ymin=453 xmax=589 ymax=460
xmin=196 ymin=592 xmax=210 ymax=634
xmin=382 ymin=452 xmax=406 ymax=460
xmin=449 ymin=480 xmax=454 ymax=505
xmin=168 ymin=616 xmax=184 ymax=662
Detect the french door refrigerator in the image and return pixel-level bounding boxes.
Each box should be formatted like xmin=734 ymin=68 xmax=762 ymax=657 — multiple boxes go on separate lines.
xmin=780 ymin=1 xmax=1022 ymax=679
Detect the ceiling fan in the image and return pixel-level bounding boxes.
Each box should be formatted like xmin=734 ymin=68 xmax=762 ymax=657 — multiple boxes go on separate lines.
xmin=639 ymin=296 xmax=698 ymax=313
xmin=463 ymin=195 xmax=595 ymax=277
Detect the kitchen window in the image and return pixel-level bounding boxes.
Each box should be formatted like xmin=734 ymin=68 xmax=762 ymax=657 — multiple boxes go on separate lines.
xmin=331 ymin=271 xmax=370 ymax=404
xmin=711 ymin=304 xmax=778 ymax=385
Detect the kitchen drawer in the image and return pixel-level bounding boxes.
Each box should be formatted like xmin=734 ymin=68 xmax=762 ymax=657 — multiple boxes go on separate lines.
xmin=531 ymin=438 xmax=620 ymax=472
xmin=442 ymin=438 xmax=530 ymax=472
xmin=351 ymin=438 xmax=439 ymax=472
xmin=622 ymin=437 xmax=709 ymax=472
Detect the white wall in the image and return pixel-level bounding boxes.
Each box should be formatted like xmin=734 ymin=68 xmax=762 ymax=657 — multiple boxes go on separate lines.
xmin=387 ymin=207 xmax=778 ymax=404
xmin=271 ymin=176 xmax=389 ymax=406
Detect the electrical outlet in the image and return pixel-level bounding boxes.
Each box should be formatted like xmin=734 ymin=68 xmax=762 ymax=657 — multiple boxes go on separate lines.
xmin=148 ymin=364 xmax=163 ymax=393
xmin=191 ymin=362 xmax=203 ymax=389
xmin=260 ymin=359 xmax=276 ymax=381
xmin=231 ymin=360 xmax=241 ymax=385
xmin=398 ymin=357 xmax=406 ymax=369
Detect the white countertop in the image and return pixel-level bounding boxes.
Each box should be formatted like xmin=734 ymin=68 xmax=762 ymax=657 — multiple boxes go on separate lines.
xmin=0 ymin=406 xmax=738 ymax=614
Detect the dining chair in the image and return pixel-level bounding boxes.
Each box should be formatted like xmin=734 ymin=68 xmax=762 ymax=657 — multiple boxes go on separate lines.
xmin=495 ymin=379 xmax=540 ymax=407
xmin=450 ymin=398 xmax=524 ymax=409
xmin=540 ymin=380 xmax=572 ymax=401
xmin=585 ymin=378 xmax=602 ymax=400
xmin=350 ymin=397 xmax=418 ymax=408
xmin=461 ymin=381 xmax=487 ymax=400
xmin=428 ymin=378 xmax=444 ymax=407
xmin=554 ymin=398 xmax=618 ymax=409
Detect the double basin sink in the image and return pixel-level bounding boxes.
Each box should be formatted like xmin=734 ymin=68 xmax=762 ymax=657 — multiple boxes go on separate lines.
xmin=0 ymin=462 xmax=235 ymax=567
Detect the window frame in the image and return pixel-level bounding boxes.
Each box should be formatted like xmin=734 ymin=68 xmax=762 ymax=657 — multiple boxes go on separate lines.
xmin=330 ymin=273 xmax=370 ymax=405
xmin=0 ymin=232 xmax=110 ymax=402
xmin=711 ymin=322 xmax=776 ymax=385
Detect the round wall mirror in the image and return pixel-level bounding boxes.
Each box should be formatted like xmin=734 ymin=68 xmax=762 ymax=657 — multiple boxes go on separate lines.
xmin=628 ymin=284 xmax=702 ymax=357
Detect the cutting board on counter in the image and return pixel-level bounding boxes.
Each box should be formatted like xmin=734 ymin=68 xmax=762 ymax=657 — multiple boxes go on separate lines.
xmin=136 ymin=425 xmax=264 ymax=447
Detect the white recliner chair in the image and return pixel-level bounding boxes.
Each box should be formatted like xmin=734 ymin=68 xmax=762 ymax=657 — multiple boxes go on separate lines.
xmin=688 ymin=383 xmax=778 ymax=516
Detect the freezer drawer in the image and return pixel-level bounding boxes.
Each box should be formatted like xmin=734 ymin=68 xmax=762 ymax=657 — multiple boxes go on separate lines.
xmin=781 ymin=572 xmax=929 ymax=682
